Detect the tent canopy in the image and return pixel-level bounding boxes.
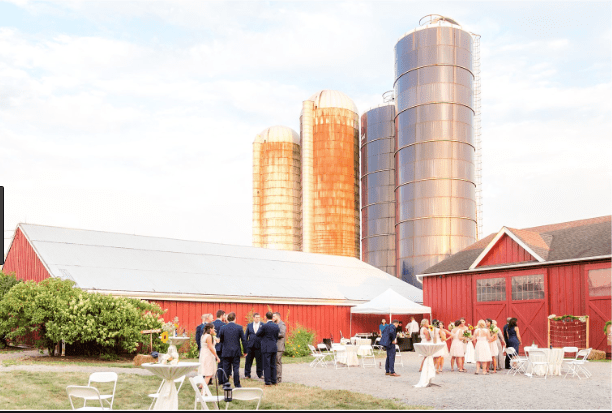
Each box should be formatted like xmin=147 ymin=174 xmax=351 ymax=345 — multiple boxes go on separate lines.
xmin=350 ymin=288 xmax=431 ymax=315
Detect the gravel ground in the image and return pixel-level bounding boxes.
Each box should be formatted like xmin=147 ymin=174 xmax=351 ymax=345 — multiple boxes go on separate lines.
xmin=282 ymin=351 xmax=612 ymax=410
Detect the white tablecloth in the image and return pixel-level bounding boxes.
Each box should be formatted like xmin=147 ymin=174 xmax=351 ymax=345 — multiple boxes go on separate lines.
xmin=335 ymin=345 xmax=360 ymax=366
xmin=355 ymin=339 xmax=372 ymax=356
xmin=141 ymin=362 xmax=200 ymax=410
xmin=413 ymin=343 xmax=445 ymax=388
xmin=528 ymin=348 xmax=564 ymax=376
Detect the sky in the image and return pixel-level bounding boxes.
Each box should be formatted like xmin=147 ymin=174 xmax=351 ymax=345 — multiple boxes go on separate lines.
xmin=1 ymin=0 xmax=611 ymax=259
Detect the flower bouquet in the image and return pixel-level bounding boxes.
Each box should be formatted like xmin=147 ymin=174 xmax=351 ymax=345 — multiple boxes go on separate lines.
xmin=448 ymin=323 xmax=455 ymax=331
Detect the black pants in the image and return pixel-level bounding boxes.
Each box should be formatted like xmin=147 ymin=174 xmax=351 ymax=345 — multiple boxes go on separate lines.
xmin=222 ymin=356 xmax=241 ymax=387
xmin=262 ymin=351 xmax=277 ymax=385
xmin=244 ymin=347 xmax=262 ymax=378
xmin=217 ymin=351 xmax=224 ymax=383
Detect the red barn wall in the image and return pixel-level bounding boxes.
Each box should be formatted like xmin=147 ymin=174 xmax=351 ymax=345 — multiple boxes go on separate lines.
xmin=423 ymin=259 xmax=611 ymax=354
xmin=3 ymin=228 xmax=52 ymax=282
xmin=478 ymin=233 xmax=536 ymax=267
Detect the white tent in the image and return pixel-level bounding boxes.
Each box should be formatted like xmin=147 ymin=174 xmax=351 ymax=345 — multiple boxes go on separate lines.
xmin=349 ymin=288 xmax=432 ymax=336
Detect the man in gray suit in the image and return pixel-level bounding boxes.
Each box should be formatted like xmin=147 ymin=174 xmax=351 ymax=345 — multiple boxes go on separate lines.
xmin=272 ymin=312 xmax=286 ymax=383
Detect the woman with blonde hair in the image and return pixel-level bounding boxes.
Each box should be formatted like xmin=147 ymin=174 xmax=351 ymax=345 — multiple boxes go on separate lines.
xmin=474 ymin=319 xmax=492 ymax=375
xmin=418 ymin=319 xmax=432 ymax=372
xmin=433 ymin=320 xmax=451 ymax=373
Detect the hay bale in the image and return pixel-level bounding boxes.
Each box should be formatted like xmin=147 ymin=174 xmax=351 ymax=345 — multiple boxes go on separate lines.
xmin=587 ymin=349 xmax=606 ymax=360
xmin=133 ymin=354 xmax=157 ymax=366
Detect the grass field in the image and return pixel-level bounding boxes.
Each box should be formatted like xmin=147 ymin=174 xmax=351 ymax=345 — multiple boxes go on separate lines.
xmin=0 ymin=370 xmax=425 ymax=410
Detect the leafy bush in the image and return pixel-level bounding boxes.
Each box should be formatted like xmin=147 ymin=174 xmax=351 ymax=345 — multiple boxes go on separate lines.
xmin=0 ymin=272 xmax=22 ymax=347
xmin=283 ymin=324 xmax=315 ymax=357
xmin=182 ymin=331 xmax=200 ymax=359
xmin=0 ymin=277 xmax=167 ymax=357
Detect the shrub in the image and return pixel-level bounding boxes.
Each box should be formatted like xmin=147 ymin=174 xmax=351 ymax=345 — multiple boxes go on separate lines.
xmin=283 ymin=324 xmax=315 ymax=357
xmin=0 ymin=277 xmax=167 ymax=357
xmin=0 ymin=272 xmax=22 ymax=347
xmin=182 ymin=331 xmax=200 ymax=359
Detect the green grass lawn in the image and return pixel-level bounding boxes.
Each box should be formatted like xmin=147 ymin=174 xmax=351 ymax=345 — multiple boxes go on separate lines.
xmin=0 ymin=370 xmax=428 ymax=410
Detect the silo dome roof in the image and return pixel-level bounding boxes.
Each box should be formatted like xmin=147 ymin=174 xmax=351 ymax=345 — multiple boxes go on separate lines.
xmin=253 ymin=125 xmax=300 ymax=145
xmin=305 ymin=90 xmax=358 ymax=114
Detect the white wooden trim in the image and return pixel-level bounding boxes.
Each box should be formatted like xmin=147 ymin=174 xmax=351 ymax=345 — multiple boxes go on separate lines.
xmin=84 ymin=289 xmax=370 ymax=307
xmin=468 ymin=227 xmax=545 ymax=270
xmin=416 ymin=255 xmax=612 ymax=281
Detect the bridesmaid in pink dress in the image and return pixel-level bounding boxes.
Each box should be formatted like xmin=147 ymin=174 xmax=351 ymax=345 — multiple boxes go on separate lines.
xmin=474 ymin=319 xmax=492 ymax=375
xmin=449 ymin=320 xmax=467 ymax=372
xmin=198 ymin=323 xmax=220 ymax=385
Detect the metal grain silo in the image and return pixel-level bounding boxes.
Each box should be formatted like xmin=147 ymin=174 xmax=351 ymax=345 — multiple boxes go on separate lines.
xmin=300 ymin=90 xmax=360 ymax=258
xmin=253 ymin=125 xmax=302 ymax=251
xmin=361 ymin=91 xmax=396 ymax=275
xmin=394 ymin=15 xmax=481 ymax=286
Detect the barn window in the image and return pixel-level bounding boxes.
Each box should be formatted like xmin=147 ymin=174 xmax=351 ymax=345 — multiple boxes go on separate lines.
xmin=511 ymin=274 xmax=544 ymax=300
xmin=476 ymin=278 xmax=506 ymax=302
xmin=588 ymin=267 xmax=611 ymax=297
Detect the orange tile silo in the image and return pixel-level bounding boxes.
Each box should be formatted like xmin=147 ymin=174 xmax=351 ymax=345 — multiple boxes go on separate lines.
xmin=253 ymin=126 xmax=302 ymax=251
xmin=300 ymin=90 xmax=360 ymax=258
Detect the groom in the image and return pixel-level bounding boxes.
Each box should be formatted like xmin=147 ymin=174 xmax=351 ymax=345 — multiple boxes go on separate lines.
xmin=380 ymin=319 xmax=400 ymax=377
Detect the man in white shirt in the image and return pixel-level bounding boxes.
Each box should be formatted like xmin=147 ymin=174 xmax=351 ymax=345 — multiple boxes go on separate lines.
xmin=407 ymin=317 xmax=420 ymax=351
xmin=244 ymin=313 xmax=263 ymax=379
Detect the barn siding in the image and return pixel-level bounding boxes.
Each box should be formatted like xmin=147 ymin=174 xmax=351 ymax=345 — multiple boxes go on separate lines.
xmin=3 ymin=228 xmax=52 ymax=283
xmin=478 ymin=234 xmax=536 ymax=267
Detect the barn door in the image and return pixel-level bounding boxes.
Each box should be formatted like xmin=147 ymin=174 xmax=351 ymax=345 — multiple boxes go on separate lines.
xmin=585 ymin=263 xmax=611 ymax=353
xmin=507 ymin=271 xmax=548 ymax=349
xmin=473 ymin=274 xmax=508 ymax=327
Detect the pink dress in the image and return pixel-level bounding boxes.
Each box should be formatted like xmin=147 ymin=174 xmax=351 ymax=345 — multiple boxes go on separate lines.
xmin=474 ymin=328 xmax=492 ymax=362
xmin=198 ymin=333 xmax=216 ymax=376
xmin=449 ymin=328 xmax=465 ymax=357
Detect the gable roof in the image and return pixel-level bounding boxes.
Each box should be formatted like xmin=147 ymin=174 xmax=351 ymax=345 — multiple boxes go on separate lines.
xmin=419 ymin=216 xmax=611 ymax=277
xmin=11 ymin=223 xmax=423 ymax=305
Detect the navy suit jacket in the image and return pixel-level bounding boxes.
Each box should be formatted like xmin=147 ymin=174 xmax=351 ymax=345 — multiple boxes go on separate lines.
xmin=218 ymin=322 xmax=247 ymax=358
xmin=246 ymin=322 xmax=262 ymax=350
xmin=379 ymin=324 xmax=397 ymax=349
xmin=213 ymin=319 xmax=226 ymax=353
xmin=195 ymin=323 xmax=205 ymax=351
xmin=256 ymin=321 xmax=280 ymax=353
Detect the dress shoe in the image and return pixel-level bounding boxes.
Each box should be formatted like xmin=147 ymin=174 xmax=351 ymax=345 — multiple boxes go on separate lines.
xmin=389 ymin=373 xmax=400 ymax=377
xmin=385 ymin=372 xmax=391 ymax=375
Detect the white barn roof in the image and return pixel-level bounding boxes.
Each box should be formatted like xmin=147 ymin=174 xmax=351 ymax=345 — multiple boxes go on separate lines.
xmin=15 ymin=224 xmax=423 ymax=305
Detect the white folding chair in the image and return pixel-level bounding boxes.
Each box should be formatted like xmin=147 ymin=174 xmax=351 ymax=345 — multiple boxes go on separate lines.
xmin=360 ymin=345 xmax=376 ymax=368
xmin=307 ymin=344 xmax=327 ymax=368
xmin=83 ymin=372 xmax=117 ymax=409
xmin=564 ymin=348 xmax=592 ymax=379
xmin=189 ymin=376 xmax=224 ymax=410
xmin=66 ymin=386 xmax=110 ymax=411
xmin=148 ymin=375 xmax=186 ymax=410
xmin=225 ymin=388 xmax=263 ymax=410
xmin=372 ymin=337 xmax=383 ymax=352
xmin=394 ymin=344 xmax=404 ymax=368
xmin=317 ymin=343 xmax=332 ymax=365
xmin=561 ymin=346 xmax=578 ymax=372
xmin=526 ymin=349 xmax=549 ymax=379
xmin=505 ymin=347 xmax=528 ymax=376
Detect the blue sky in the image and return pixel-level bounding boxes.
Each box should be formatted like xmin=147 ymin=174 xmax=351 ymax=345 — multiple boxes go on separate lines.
xmin=1 ymin=0 xmax=611 ymax=257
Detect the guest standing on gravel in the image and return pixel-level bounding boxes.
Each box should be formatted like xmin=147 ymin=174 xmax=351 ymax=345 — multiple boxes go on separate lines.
xmin=257 ymin=312 xmax=280 ymax=386
xmin=273 ymin=312 xmax=286 ymax=383
xmin=380 ymin=320 xmax=400 ymax=377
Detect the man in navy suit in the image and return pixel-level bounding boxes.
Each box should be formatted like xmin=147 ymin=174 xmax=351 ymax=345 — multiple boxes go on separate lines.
xmin=218 ymin=312 xmax=247 ymax=388
xmin=379 ymin=320 xmax=400 ymax=377
xmin=213 ymin=310 xmax=227 ymax=383
xmin=244 ymin=312 xmax=263 ymax=379
xmin=256 ymin=311 xmax=280 ymax=385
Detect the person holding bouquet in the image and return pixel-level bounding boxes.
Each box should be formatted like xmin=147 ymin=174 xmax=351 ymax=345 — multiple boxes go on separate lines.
xmin=433 ymin=320 xmax=451 ymax=373
xmin=449 ymin=320 xmax=468 ymax=372
xmin=474 ymin=320 xmax=492 ymax=375
xmin=418 ymin=319 xmax=432 ymax=372
xmin=486 ymin=319 xmax=499 ymax=373
xmin=492 ymin=320 xmax=506 ymax=370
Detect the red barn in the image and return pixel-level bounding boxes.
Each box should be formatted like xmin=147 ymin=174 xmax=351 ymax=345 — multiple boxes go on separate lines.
xmin=417 ymin=216 xmax=611 ymax=355
xmin=3 ymin=223 xmax=424 ymax=343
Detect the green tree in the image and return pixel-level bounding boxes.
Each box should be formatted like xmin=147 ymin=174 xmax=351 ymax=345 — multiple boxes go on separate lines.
xmin=0 ymin=271 xmax=22 ymax=347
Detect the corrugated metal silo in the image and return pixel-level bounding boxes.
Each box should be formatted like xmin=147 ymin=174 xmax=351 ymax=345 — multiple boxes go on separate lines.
xmin=394 ymin=15 xmax=479 ymax=286
xmin=253 ymin=125 xmax=302 ymax=251
xmin=300 ymin=90 xmax=360 ymax=258
xmin=360 ymin=92 xmax=396 ymax=275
